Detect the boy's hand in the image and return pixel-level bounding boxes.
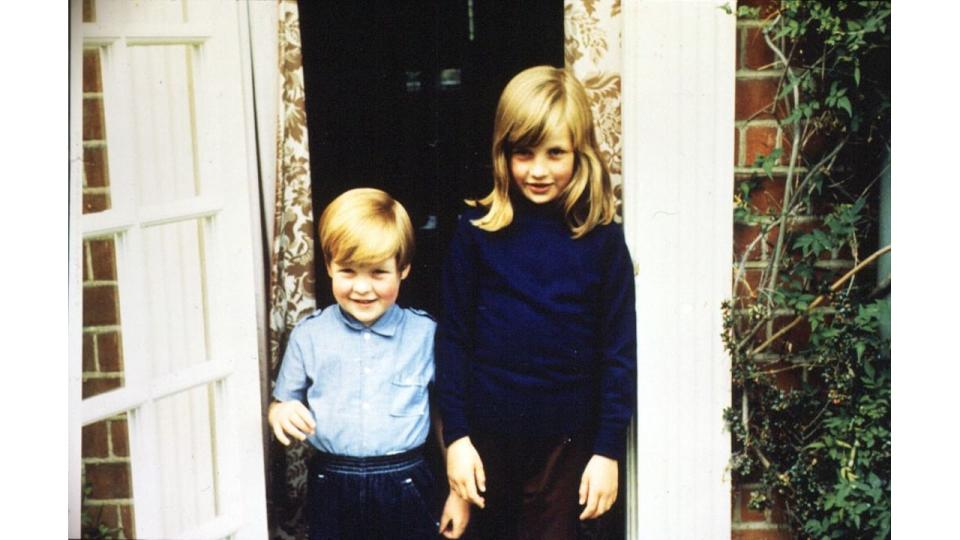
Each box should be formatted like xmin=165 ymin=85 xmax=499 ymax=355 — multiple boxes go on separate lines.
xmin=446 ymin=437 xmax=486 ymax=508
xmin=268 ymin=400 xmax=316 ymax=446
xmin=578 ymin=454 xmax=618 ymax=520
xmin=438 ymin=491 xmax=471 ymax=538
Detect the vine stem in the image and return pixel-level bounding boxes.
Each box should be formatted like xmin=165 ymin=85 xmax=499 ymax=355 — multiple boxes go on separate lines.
xmin=749 ymin=245 xmax=891 ymax=356
xmin=762 ymin=16 xmax=801 ymax=304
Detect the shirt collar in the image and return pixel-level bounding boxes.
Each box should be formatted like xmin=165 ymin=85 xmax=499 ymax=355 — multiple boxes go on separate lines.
xmin=335 ymin=304 xmax=403 ymax=337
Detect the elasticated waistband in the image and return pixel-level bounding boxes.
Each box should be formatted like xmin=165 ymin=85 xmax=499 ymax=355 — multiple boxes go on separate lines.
xmin=312 ymin=445 xmax=425 ymax=474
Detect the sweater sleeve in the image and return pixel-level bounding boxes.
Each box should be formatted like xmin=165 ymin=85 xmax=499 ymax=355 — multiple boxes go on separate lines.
xmin=591 ymin=224 xmax=638 ymax=460
xmin=435 ymin=215 xmax=477 ymax=446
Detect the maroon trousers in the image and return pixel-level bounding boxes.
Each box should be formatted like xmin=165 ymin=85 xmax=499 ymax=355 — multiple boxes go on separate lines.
xmin=463 ymin=431 xmax=620 ymax=540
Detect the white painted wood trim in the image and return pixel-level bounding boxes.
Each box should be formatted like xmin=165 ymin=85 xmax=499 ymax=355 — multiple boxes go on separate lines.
xmin=71 ymin=2 xmax=270 ymax=537
xmin=621 ymin=1 xmax=736 ymax=538
xmin=68 ymin=3 xmax=84 ymax=537
xmin=80 ymin=360 xmax=235 ymax=425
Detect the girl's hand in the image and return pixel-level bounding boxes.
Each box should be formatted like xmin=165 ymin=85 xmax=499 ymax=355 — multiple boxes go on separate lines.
xmin=267 ymin=401 xmax=316 ymax=446
xmin=439 ymin=491 xmax=471 ymax=538
xmin=446 ymin=437 xmax=486 ymax=508
xmin=578 ymin=454 xmax=618 ymax=520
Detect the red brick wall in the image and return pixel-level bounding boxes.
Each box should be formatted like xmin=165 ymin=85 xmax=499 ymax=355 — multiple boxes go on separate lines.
xmin=731 ymin=0 xmax=792 ymax=538
xmin=80 ymin=1 xmax=135 ymax=537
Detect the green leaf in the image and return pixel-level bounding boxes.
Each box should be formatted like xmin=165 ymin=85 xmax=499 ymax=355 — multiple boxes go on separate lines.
xmin=837 ymin=96 xmax=853 ymax=117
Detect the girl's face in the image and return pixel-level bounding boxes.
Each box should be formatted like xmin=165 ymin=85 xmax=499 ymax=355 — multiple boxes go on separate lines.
xmin=509 ymin=129 xmax=575 ymax=205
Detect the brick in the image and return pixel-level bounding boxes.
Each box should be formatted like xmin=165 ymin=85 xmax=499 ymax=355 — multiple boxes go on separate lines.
xmin=763 ymin=316 xmax=812 ymax=359
xmin=83 ymin=240 xmax=91 ymax=281
xmin=82 ymin=420 xmax=109 ymax=459
xmin=82 ymin=504 xmax=120 ymax=535
xmin=82 ymin=0 xmax=95 ymax=23
xmin=83 ymin=192 xmax=110 ymax=214
xmin=110 ymin=417 xmax=130 ymax=457
xmin=735 ymin=486 xmax=768 ymax=523
xmin=736 ymin=28 xmax=744 ymax=71
xmin=119 ymin=505 xmax=137 ymax=539
xmin=83 ymin=49 xmax=102 ymax=93
xmin=764 ymin=220 xmax=823 ymax=263
xmin=83 ymin=377 xmax=123 ymax=399
xmin=768 ymin=491 xmax=788 ymax=525
xmin=743 ymin=27 xmax=777 ymax=71
xmin=760 ymin=358 xmax=804 ymax=391
xmin=83 ymin=284 xmax=119 ymax=326
xmin=89 ymin=238 xmax=117 ymax=280
xmin=744 ymin=126 xmax=778 ymax=167
xmin=792 ymin=129 xmax=838 ymax=166
xmin=731 ymin=529 xmax=791 ymax=540
xmin=98 ymin=332 xmax=124 ymax=372
xmin=734 ymin=223 xmax=764 ymax=262
xmin=744 ymin=176 xmax=786 ymax=215
xmin=736 ymin=78 xmax=782 ymax=121
xmin=83 ymin=146 xmax=110 ymax=188
xmin=734 ymin=127 xmax=741 ymax=165
xmin=83 ymin=97 xmax=105 ymax=141
xmin=85 ymin=462 xmax=132 ymax=499
xmin=737 ymin=0 xmax=780 ymax=19
xmin=734 ymin=269 xmax=764 ymax=299
xmin=83 ymin=332 xmax=96 ymax=372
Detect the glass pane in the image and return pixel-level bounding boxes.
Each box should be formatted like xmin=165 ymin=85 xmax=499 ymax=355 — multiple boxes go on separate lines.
xmin=83 ymin=236 xmax=126 ymax=397
xmin=154 ymin=384 xmax=220 ymax=535
xmin=141 ymin=219 xmax=209 ymax=377
xmin=127 ymin=44 xmax=201 ymax=206
xmin=83 ymin=47 xmax=112 ymax=215
xmin=81 ymin=412 xmax=137 ymax=539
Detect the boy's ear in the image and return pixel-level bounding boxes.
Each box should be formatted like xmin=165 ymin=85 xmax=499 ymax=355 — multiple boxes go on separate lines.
xmin=325 ymin=262 xmax=334 ymax=278
xmin=400 ymin=264 xmax=411 ymax=280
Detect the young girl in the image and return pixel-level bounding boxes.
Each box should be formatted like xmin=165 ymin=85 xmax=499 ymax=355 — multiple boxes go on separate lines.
xmin=436 ymin=65 xmax=637 ymax=539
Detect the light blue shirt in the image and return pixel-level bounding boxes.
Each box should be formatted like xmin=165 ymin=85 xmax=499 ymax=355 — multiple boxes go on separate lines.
xmin=273 ymin=304 xmax=436 ymax=457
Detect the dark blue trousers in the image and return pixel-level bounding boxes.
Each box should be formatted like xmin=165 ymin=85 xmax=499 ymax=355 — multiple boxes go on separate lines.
xmin=308 ymin=446 xmax=440 ymax=540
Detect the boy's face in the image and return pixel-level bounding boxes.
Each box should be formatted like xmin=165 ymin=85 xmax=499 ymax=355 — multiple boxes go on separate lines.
xmin=327 ymin=257 xmax=409 ymax=326
xmin=509 ymin=128 xmax=575 ymax=205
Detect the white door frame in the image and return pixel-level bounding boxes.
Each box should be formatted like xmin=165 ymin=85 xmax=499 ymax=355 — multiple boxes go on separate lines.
xmin=621 ymin=1 xmax=736 ymax=538
xmin=69 ymin=1 xmax=268 ymax=538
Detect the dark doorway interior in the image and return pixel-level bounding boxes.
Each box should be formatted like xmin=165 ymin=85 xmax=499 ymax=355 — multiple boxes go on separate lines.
xmin=297 ymin=0 xmax=564 ymax=314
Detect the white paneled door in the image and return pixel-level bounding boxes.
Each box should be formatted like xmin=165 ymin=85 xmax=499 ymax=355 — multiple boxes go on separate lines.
xmin=69 ymin=1 xmax=267 ymax=538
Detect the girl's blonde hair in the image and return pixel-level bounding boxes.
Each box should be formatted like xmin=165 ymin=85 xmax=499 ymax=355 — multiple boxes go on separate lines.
xmin=319 ymin=188 xmax=415 ymax=270
xmin=470 ymin=65 xmax=617 ymax=238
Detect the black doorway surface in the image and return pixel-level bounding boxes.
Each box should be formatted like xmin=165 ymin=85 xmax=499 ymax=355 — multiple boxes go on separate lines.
xmin=297 ymin=0 xmax=564 ymax=315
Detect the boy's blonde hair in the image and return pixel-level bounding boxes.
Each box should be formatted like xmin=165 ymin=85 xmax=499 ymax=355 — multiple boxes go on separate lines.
xmin=470 ymin=65 xmax=617 ymax=238
xmin=318 ymin=188 xmax=415 ymax=269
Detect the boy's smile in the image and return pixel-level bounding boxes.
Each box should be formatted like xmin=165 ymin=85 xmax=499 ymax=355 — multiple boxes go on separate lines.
xmin=328 ymin=258 xmax=409 ymax=326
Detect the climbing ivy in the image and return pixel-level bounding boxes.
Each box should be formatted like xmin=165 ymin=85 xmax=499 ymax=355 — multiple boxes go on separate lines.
xmin=725 ymin=2 xmax=890 ymax=538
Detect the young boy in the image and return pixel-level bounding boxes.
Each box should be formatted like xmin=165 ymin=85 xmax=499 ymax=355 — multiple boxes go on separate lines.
xmin=270 ymin=188 xmax=470 ymax=540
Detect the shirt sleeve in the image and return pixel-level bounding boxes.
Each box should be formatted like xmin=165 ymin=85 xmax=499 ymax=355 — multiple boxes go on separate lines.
xmin=592 ymin=224 xmax=638 ymax=460
xmin=435 ymin=215 xmax=478 ymax=447
xmin=272 ymin=325 xmax=311 ymax=403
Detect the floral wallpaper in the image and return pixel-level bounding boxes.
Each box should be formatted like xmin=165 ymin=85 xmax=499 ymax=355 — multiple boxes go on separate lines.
xmin=269 ymin=1 xmax=316 ymax=538
xmin=565 ymin=0 xmax=623 ymax=184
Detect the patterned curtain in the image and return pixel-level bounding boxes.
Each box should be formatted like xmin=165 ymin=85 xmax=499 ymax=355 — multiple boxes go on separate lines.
xmin=565 ymin=0 xmax=623 ymax=197
xmin=269 ymin=1 xmax=316 ymax=538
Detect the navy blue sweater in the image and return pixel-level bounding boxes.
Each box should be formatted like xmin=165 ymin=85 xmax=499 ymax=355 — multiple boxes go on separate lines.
xmin=436 ymin=197 xmax=637 ymax=460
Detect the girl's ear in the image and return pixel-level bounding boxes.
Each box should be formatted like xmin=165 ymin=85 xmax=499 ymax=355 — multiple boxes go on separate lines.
xmin=399 ymin=264 xmax=411 ymax=280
